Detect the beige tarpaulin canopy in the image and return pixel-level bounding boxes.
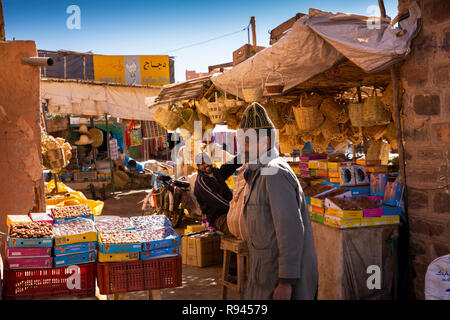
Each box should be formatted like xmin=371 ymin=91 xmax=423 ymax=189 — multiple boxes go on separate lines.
xmin=212 ymin=3 xmax=421 ymax=98
xmin=41 ymin=78 xmax=161 ymax=120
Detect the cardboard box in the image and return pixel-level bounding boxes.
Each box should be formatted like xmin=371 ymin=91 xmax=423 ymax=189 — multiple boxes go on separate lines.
xmin=299 ymin=154 xmax=327 ymax=162
xmin=308 ymin=160 xmax=327 ymax=169
xmin=140 ymin=246 xmax=180 ymax=260
xmin=339 ymin=166 xmax=356 ymax=186
xmin=317 ymin=169 xmax=328 ymax=177
xmin=7 ymin=215 xmax=32 ymax=227
xmin=325 ymin=207 xmax=363 ymax=219
xmin=324 ymin=215 xmax=361 ymax=229
xmin=370 ymin=173 xmax=388 ymax=196
xmin=8 ymin=257 xmax=53 ymax=269
xmin=310 ymin=213 xmax=324 ymax=224
xmin=53 ymin=231 xmax=98 ymax=246
xmin=98 ymin=241 xmax=142 ymax=254
xmin=97 ymin=251 xmax=140 ymax=262
xmin=360 ymin=217 xmax=385 ymax=227
xmin=354 ymin=166 xmax=370 ymax=185
xmin=29 ymin=212 xmax=54 ymax=225
xmin=181 ymin=233 xmax=222 ymax=267
xmin=384 ymin=215 xmax=400 ymax=224
xmin=327 ymin=162 xmax=356 ymax=170
xmin=54 ymin=251 xmax=96 ymax=267
xmin=343 ymin=186 xmax=370 ymax=196
xmin=382 ymin=205 xmax=402 ymax=216
xmin=356 ymin=159 xmax=381 ymax=166
xmin=311 ymin=205 xmax=325 ymax=215
xmin=7 ymin=237 xmax=53 ymax=248
xmin=7 ymin=247 xmax=52 ymax=258
xmin=54 ymin=241 xmax=97 ymax=256
xmin=328 ymin=170 xmax=340 ymax=178
xmin=365 ymin=166 xmax=388 ymax=173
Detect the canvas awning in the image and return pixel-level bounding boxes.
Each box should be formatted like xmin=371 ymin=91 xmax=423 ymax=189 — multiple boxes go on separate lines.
xmin=41 ymin=78 xmax=161 ymax=120
xmin=211 ymin=2 xmax=421 ymax=98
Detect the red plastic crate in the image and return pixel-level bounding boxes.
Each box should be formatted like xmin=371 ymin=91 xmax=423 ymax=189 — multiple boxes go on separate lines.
xmin=97 ymin=255 xmax=182 ymax=294
xmin=3 ymin=263 xmax=96 ymax=300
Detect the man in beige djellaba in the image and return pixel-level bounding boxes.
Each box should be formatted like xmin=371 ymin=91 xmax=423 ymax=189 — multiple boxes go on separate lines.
xmin=238 ymin=102 xmax=318 ymax=300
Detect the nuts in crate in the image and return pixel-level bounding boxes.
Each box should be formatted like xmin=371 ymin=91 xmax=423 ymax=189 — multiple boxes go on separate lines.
xmin=53 ymin=218 xmax=96 ymax=236
xmin=131 ymin=215 xmax=171 ymax=231
xmin=99 ymin=230 xmax=141 ymax=244
xmin=9 ymin=222 xmax=53 ymax=238
xmin=94 ymin=216 xmax=134 ymax=232
xmin=138 ymin=227 xmax=178 ymax=242
xmin=51 ymin=204 xmax=92 ymax=219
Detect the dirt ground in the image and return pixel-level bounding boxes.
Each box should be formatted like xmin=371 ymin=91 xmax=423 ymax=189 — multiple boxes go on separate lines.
xmin=93 ymin=189 xmax=239 ymax=300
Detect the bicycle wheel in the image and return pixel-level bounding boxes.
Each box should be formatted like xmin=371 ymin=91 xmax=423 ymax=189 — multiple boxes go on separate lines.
xmin=164 ymin=188 xmax=183 ymax=228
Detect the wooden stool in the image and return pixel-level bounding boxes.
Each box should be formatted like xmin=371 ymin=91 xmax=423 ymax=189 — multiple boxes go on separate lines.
xmin=219 ymin=236 xmax=249 ymax=300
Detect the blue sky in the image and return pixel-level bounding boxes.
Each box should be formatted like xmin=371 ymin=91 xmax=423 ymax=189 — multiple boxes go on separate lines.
xmin=3 ymin=0 xmax=398 ymax=82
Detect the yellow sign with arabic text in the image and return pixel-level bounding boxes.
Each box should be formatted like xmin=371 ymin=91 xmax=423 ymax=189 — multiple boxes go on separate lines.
xmin=93 ymin=55 xmax=170 ymax=86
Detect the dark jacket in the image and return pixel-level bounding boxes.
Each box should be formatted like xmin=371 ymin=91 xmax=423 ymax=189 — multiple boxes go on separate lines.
xmin=194 ymin=157 xmax=242 ymax=225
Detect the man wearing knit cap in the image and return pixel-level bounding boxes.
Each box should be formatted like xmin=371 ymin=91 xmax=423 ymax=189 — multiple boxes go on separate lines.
xmin=239 ymin=102 xmax=318 ymax=300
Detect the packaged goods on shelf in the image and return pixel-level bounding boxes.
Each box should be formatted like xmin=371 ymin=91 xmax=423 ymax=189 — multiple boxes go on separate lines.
xmin=353 ymin=166 xmax=370 ymax=185
xmin=310 ymin=188 xmax=352 ymax=208
xmin=7 ymin=215 xmax=32 ymax=227
xmin=308 ymin=159 xmax=327 ymax=169
xmin=339 ymin=166 xmax=356 ymax=186
xmin=311 ymin=205 xmax=325 ymax=215
xmin=310 ymin=213 xmax=324 ymax=224
xmin=29 ymin=212 xmax=54 ymax=225
xmin=383 ymin=178 xmax=404 ymax=207
xmin=356 ymin=159 xmax=381 ymax=166
xmin=50 ymin=204 xmax=93 ymax=224
xmin=370 ymin=173 xmax=388 ymax=196
xmin=94 ymin=215 xmax=135 ymax=232
xmin=342 ymin=186 xmax=370 ymax=196
xmin=300 ymin=154 xmax=327 ymax=162
xmin=54 ymin=251 xmax=96 ymax=267
xmin=327 ymin=162 xmax=356 ymax=170
xmin=52 ymin=218 xmax=97 ymax=246
xmin=351 ymin=196 xmax=383 ymax=217
xmin=324 ymin=215 xmax=361 ymax=229
xmin=365 ymin=165 xmax=388 ymax=173
xmin=8 ymin=222 xmax=53 ymax=248
xmin=324 ymin=197 xmax=363 ymax=219
xmin=360 ymin=217 xmax=385 ymax=227
xmin=382 ymin=205 xmax=402 ymax=216
xmin=54 ymin=241 xmax=96 ymax=256
xmin=384 ymin=215 xmax=400 ymax=224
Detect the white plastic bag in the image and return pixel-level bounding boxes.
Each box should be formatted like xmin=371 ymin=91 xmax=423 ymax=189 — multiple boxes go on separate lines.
xmin=425 ymin=254 xmax=450 ymax=300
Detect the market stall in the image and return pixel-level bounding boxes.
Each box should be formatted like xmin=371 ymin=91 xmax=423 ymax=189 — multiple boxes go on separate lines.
xmin=144 ymin=3 xmax=421 ymax=300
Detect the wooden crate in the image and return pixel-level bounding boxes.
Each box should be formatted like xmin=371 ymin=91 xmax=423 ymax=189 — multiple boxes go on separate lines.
xmin=232 ymin=44 xmax=265 ymax=66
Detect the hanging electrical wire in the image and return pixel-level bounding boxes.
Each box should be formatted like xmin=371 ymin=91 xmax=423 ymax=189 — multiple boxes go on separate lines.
xmin=161 ymin=26 xmax=248 ymax=54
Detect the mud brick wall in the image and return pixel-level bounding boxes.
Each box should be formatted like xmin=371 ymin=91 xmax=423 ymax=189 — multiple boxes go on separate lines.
xmin=398 ymin=0 xmax=450 ymax=300
xmin=0 ymin=41 xmax=45 ymax=243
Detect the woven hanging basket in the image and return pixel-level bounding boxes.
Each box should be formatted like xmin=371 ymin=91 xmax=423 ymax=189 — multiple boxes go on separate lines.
xmin=363 ymin=124 xmax=388 ymax=140
xmin=242 ymin=75 xmax=264 ymax=103
xmin=207 ymin=92 xmax=226 ymax=124
xmin=153 ymin=105 xmax=183 ymax=131
xmin=345 ymin=125 xmax=363 ymax=145
xmin=348 ymin=101 xmax=364 ymax=127
xmin=278 ymin=134 xmax=296 ymax=154
xmin=384 ymin=122 xmax=398 ymax=150
xmin=264 ymin=100 xmax=284 ymax=129
xmin=319 ymin=98 xmax=349 ymax=123
xmin=362 ymin=92 xmax=391 ymax=126
xmin=226 ymin=111 xmax=240 ymax=130
xmin=196 ymin=108 xmax=214 ymax=132
xmin=312 ymin=133 xmax=329 ymax=154
xmin=320 ymin=118 xmax=341 ymax=140
xmin=179 ymin=108 xmax=199 ymax=134
xmin=367 ymin=140 xmax=391 ymax=165
xmin=380 ymin=82 xmax=403 ymax=113
xmin=300 ymin=133 xmax=313 ymax=142
xmin=196 ymin=97 xmax=210 ymax=116
xmin=293 ymin=93 xmax=324 ymax=132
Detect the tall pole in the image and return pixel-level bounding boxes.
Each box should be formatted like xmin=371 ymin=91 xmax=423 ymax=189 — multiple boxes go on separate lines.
xmin=250 ymin=16 xmax=256 ymax=46
xmin=0 ymin=0 xmax=5 ymax=41
xmin=105 ymin=113 xmax=115 ymax=194
xmin=378 ymin=0 xmax=386 ymax=19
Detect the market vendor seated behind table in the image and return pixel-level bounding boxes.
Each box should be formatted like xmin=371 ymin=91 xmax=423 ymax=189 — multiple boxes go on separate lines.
xmin=193 ymin=152 xmax=242 ymax=234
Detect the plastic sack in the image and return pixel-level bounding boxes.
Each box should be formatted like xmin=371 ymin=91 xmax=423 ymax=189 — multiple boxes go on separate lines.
xmin=425 ymin=254 xmax=450 ymax=300
xmin=45 ymin=180 xmax=104 ymax=216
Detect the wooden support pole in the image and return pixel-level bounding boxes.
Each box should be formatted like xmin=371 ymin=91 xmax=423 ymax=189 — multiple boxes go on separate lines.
xmin=378 ymin=0 xmax=386 ymax=19
xmin=250 ymin=16 xmax=256 ymax=46
xmin=105 ymin=113 xmax=115 ymax=195
xmin=0 ymin=0 xmax=5 ymax=41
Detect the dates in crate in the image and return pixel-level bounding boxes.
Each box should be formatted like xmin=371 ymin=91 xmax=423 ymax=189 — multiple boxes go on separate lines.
xmin=131 ymin=215 xmax=171 ymax=231
xmin=51 ymin=204 xmax=92 ymax=219
xmin=9 ymin=222 xmax=53 ymax=238
xmin=99 ymin=230 xmax=141 ymax=244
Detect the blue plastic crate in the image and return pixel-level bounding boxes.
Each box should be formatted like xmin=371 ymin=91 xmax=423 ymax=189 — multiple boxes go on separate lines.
xmin=140 ymin=246 xmax=180 ymax=260
xmin=305 ymin=196 xmax=311 ymax=205
xmin=342 ymin=186 xmax=370 ymax=196
xmin=54 ymin=241 xmax=97 ymax=256
xmin=54 ymin=251 xmax=96 ymax=267
xmin=53 ymin=214 xmax=92 ymax=225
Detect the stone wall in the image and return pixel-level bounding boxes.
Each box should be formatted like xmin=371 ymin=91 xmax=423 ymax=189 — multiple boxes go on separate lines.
xmin=0 ymin=41 xmax=44 ymax=242
xmin=398 ymin=0 xmax=450 ymax=300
